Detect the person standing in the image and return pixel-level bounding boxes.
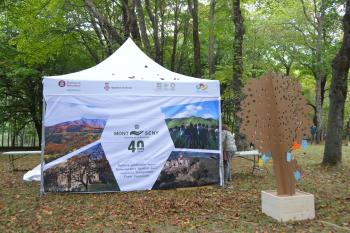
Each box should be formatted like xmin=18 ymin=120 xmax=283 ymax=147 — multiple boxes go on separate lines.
xmin=310 ymin=124 xmax=317 ymax=144
xmin=222 ymin=124 xmax=237 ymax=182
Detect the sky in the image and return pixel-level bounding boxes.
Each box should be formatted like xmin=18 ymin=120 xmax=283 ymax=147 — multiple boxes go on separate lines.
xmin=45 ymin=102 xmax=107 ymax=126
xmin=45 ymin=99 xmax=220 ymax=126
xmin=161 ymin=100 xmax=219 ymax=120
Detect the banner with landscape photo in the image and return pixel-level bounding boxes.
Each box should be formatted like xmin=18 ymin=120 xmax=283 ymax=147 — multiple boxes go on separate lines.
xmin=42 ymin=98 xmax=221 ymax=192
xmin=161 ymin=101 xmax=220 ymax=150
xmin=44 ymin=143 xmax=120 ymax=192
xmin=44 ymin=118 xmax=106 ymax=163
xmin=152 ymin=151 xmax=220 ymax=189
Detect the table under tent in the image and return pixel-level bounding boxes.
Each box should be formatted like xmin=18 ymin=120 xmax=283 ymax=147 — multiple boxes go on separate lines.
xmin=40 ymin=38 xmax=222 ymax=194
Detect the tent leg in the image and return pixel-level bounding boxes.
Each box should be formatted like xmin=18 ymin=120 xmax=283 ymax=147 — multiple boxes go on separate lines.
xmin=40 ymin=98 xmax=46 ymax=197
xmin=218 ymin=97 xmax=224 ymax=187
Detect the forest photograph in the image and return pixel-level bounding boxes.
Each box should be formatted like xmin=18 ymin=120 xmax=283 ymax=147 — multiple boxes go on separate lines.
xmin=162 ymin=101 xmax=220 ymax=150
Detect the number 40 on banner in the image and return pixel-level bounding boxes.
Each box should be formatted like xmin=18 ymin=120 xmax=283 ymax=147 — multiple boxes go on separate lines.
xmin=128 ymin=140 xmax=144 ymax=152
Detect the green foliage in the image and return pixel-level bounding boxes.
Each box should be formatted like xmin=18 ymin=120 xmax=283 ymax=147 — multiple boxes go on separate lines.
xmin=165 ymin=117 xmax=218 ymax=129
xmin=0 ymin=0 xmax=349 ymax=143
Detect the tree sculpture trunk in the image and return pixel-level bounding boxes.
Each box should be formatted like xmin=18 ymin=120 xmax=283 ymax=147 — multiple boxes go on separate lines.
xmin=232 ymin=0 xmax=246 ymax=150
xmin=323 ymin=0 xmax=350 ymax=166
xmin=238 ymin=74 xmax=312 ymax=195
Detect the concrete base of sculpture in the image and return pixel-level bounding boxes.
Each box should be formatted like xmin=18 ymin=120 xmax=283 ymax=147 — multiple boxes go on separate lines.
xmin=261 ymin=190 xmax=315 ymax=222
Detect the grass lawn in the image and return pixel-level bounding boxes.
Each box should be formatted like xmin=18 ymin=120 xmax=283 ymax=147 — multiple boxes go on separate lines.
xmin=0 ymin=145 xmax=349 ymax=232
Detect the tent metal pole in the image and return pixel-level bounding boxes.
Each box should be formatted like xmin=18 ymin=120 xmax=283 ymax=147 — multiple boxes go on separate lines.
xmin=39 ymin=97 xmax=46 ymax=196
xmin=218 ymin=96 xmax=224 ymax=187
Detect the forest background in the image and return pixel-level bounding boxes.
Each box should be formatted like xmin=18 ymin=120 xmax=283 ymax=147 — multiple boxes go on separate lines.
xmin=0 ymin=0 xmax=349 ymax=161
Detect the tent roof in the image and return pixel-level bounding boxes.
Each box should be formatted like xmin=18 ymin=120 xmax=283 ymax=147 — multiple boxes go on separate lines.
xmin=44 ymin=38 xmax=209 ymax=82
xmin=43 ymin=38 xmax=220 ymax=97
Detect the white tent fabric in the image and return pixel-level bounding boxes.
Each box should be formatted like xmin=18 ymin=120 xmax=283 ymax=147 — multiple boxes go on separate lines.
xmin=45 ymin=38 xmax=199 ymax=81
xmin=39 ymin=38 xmax=222 ymax=193
xmin=43 ymin=38 xmax=219 ymax=97
xmin=23 ymin=164 xmax=41 ymax=182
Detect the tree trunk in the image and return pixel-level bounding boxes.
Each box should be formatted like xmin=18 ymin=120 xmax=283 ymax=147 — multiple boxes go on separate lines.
xmin=188 ymin=0 xmax=201 ymax=77
xmin=33 ymin=134 xmax=36 ymax=147
xmin=177 ymin=10 xmax=190 ymax=72
xmin=315 ymin=76 xmax=323 ymax=143
xmin=33 ymin=116 xmax=42 ymax=146
xmin=208 ymin=0 xmax=216 ymax=78
xmin=170 ymin=0 xmax=180 ymax=71
xmin=159 ymin=0 xmax=165 ymax=65
xmin=121 ymin=0 xmax=141 ymax=41
xmin=232 ymin=0 xmax=247 ymax=150
xmin=7 ymin=123 xmax=10 ymax=147
xmin=1 ymin=124 xmax=4 ymax=147
xmin=285 ymin=62 xmax=292 ymax=76
xmin=11 ymin=122 xmax=16 ymax=147
xmin=314 ymin=0 xmax=326 ymax=144
xmin=84 ymin=0 xmax=124 ymax=45
xmin=348 ymin=120 xmax=350 ymax=143
xmin=323 ymin=0 xmax=350 ymax=166
xmin=20 ymin=129 xmax=24 ymax=147
xmin=79 ymin=32 xmax=100 ymax=64
xmin=129 ymin=0 xmax=141 ymax=42
xmin=299 ymin=0 xmax=327 ymax=143
xmin=145 ymin=0 xmax=162 ymax=63
xmin=134 ymin=0 xmax=152 ymax=54
xmin=121 ymin=0 xmax=130 ymax=39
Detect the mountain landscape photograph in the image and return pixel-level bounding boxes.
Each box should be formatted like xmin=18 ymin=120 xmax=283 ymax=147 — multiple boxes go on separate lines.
xmin=44 ymin=118 xmax=106 ymax=162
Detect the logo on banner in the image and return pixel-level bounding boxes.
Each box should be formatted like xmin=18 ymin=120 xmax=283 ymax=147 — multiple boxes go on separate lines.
xmin=170 ymin=82 xmax=176 ymax=90
xmin=104 ymin=82 xmax=132 ymax=91
xmin=104 ymin=82 xmax=110 ymax=91
xmin=129 ymin=124 xmax=144 ymax=152
xmin=111 ymin=124 xmax=158 ymax=153
xmin=130 ymin=124 xmax=144 ymax=135
xmin=58 ymin=80 xmax=66 ymax=87
xmin=196 ymin=83 xmax=208 ymax=91
xmin=113 ymin=124 xmax=159 ymax=138
xmin=155 ymin=82 xmax=176 ymax=91
xmin=58 ymin=81 xmax=81 ymax=92
xmin=130 ymin=131 xmax=144 ymax=136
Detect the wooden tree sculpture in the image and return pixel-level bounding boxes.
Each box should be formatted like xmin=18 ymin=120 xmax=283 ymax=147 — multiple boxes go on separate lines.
xmin=237 ymin=73 xmax=312 ymax=195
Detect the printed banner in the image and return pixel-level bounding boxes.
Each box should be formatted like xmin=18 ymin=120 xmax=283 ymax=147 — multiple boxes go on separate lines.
xmin=43 ymin=79 xmax=220 ymax=97
xmin=43 ymin=96 xmax=221 ymax=192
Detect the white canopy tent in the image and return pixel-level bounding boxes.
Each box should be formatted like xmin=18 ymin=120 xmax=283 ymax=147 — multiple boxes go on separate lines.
xmin=43 ymin=38 xmax=220 ymax=97
xmin=40 ymin=38 xmax=222 ymax=194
